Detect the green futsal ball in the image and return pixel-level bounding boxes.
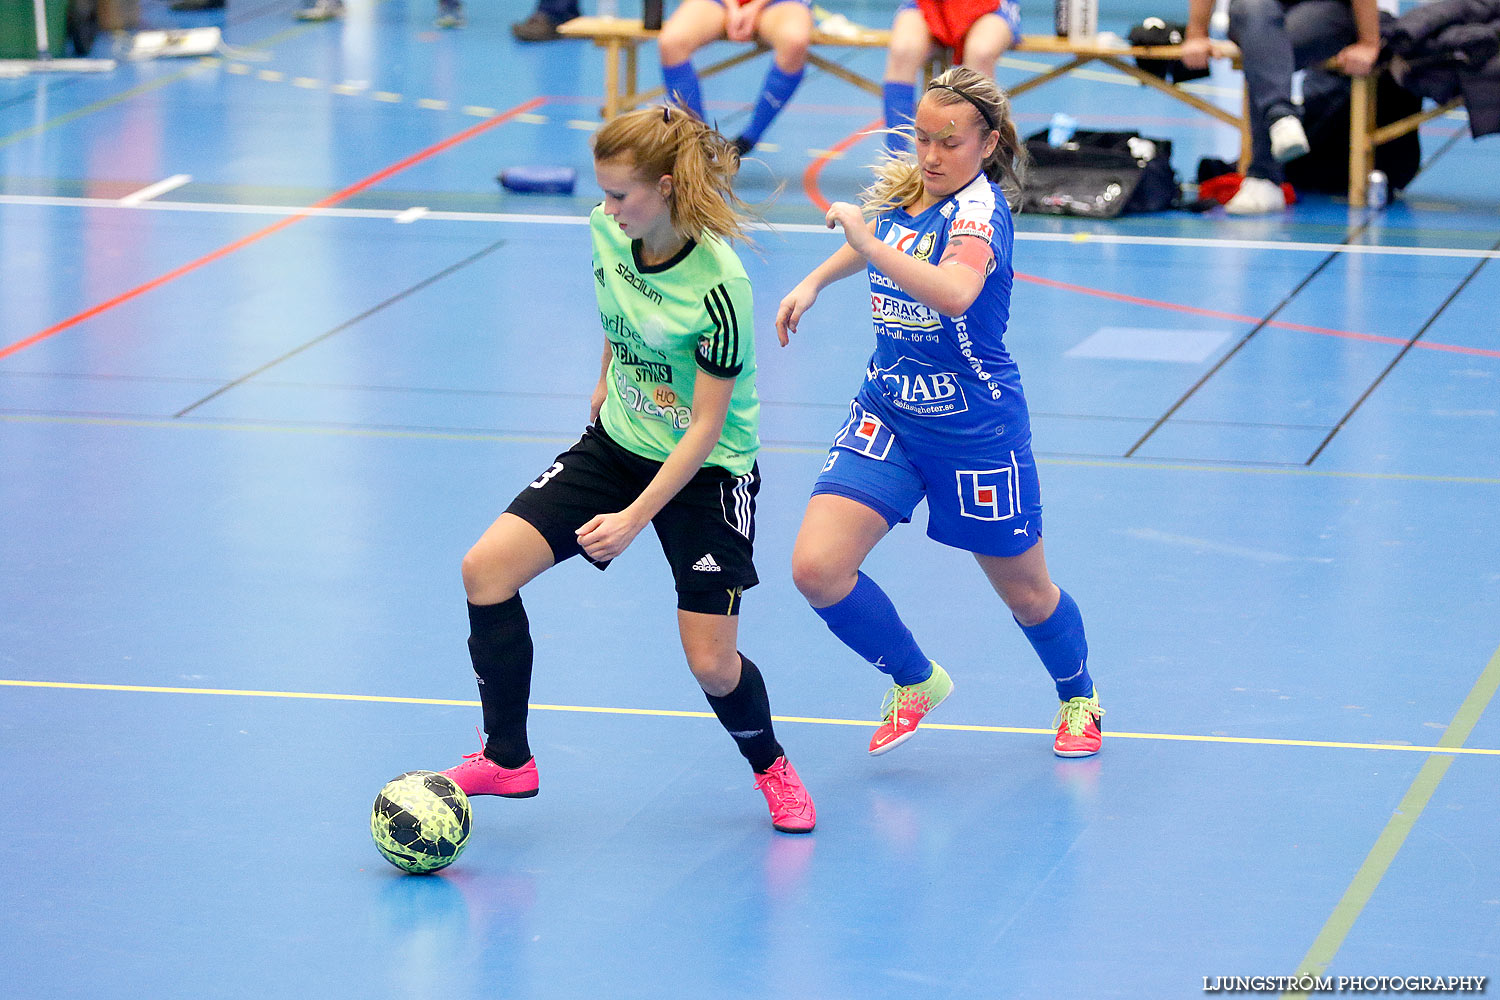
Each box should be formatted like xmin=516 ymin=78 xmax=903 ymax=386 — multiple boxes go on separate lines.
xmin=370 ymin=770 xmax=472 ymax=874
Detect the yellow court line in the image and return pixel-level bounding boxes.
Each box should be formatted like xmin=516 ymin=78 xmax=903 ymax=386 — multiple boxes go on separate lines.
xmin=4 ymin=413 xmax=1500 ymax=486
xmin=3 ymin=678 xmax=1498 ymax=757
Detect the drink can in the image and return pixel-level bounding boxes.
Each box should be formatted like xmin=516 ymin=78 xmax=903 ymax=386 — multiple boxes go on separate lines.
xmin=643 ymin=0 xmax=663 ymax=31
xmin=1054 ymin=0 xmax=1068 ymax=36
xmin=1365 ymin=169 xmax=1389 ymax=210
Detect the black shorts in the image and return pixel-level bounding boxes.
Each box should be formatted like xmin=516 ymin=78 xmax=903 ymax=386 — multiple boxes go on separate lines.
xmin=505 ymin=424 xmax=760 ymax=615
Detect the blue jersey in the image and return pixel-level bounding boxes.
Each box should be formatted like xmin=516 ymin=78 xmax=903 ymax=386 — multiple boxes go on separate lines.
xmin=854 ymin=172 xmax=1029 ymax=452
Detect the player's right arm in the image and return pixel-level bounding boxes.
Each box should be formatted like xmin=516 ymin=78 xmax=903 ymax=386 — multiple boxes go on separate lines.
xmin=775 ymin=219 xmax=877 ymax=346
xmin=590 ymin=339 xmax=611 ymax=424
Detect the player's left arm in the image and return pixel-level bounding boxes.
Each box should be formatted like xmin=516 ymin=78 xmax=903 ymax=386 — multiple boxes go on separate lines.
xmin=576 ymin=370 xmax=734 ymax=562
xmin=576 ymin=279 xmax=748 ymax=562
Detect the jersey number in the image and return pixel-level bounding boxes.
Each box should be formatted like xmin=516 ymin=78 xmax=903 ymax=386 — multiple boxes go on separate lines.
xmin=529 ymin=462 xmax=564 ymax=490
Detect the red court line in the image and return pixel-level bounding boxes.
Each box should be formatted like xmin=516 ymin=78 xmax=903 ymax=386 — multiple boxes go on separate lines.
xmin=1017 ymin=272 xmax=1500 ymax=359
xmin=801 ymin=117 xmax=884 ymax=212
xmin=0 ymin=96 xmax=549 ymax=362
xmin=802 ymin=123 xmax=1500 ymax=362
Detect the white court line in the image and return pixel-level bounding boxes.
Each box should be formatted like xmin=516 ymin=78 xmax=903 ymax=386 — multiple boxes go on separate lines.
xmin=116 ymin=174 xmax=193 ymax=207
xmin=5 ymin=193 xmax=1500 ymax=261
xmin=393 ymin=206 xmax=429 ymax=224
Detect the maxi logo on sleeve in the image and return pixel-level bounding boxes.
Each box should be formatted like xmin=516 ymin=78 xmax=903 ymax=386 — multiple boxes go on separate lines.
xmin=867 ymin=356 xmax=969 ymax=417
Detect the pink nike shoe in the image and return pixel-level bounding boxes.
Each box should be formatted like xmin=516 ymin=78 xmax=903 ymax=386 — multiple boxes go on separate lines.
xmin=441 ymin=750 xmax=539 ymax=798
xmin=754 ymin=756 xmax=816 ymax=834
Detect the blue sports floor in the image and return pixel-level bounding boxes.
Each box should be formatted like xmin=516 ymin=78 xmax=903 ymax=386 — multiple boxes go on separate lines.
xmin=3 ymin=1 xmax=1498 ymax=997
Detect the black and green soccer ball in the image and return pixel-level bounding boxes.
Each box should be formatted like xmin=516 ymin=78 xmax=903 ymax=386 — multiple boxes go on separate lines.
xmin=370 ymin=771 xmax=472 ymax=874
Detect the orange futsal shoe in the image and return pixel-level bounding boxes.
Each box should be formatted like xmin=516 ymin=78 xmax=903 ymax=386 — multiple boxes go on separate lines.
xmin=1052 ymin=691 xmax=1104 ymax=758
xmin=868 ymin=662 xmax=953 ymax=755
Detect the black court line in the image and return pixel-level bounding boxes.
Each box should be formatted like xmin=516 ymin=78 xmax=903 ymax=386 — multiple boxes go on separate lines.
xmin=0 ymin=78 xmax=80 ymax=113
xmin=173 ymin=237 xmax=507 ymax=418
xmin=1305 ymin=234 xmax=1500 ymax=466
xmin=1122 ymin=222 xmax=1368 ymax=458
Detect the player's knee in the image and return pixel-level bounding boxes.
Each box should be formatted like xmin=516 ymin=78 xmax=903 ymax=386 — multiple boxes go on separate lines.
xmin=684 ymin=646 xmax=739 ymax=697
xmin=461 ymin=546 xmax=512 ymax=604
xmin=1006 ymin=584 xmax=1058 ymax=627
xmin=886 ymin=40 xmax=926 ymax=75
xmin=791 ymin=552 xmax=850 ymax=607
xmin=658 ymin=27 xmax=695 ymax=65
xmin=774 ymin=34 xmax=809 ymax=68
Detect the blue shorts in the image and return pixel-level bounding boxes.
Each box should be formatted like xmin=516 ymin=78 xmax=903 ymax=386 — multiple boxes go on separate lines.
xmin=896 ymin=0 xmax=1022 ymax=39
xmin=811 ymin=401 xmax=1042 ymax=558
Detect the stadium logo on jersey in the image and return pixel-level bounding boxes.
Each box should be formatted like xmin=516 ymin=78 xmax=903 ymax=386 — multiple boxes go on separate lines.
xmin=950 ymin=217 xmax=994 ymax=243
xmin=912 ymin=231 xmax=937 ymax=261
xmin=868 ymin=357 xmax=969 ymax=417
xmin=833 ymin=402 xmax=894 ymax=460
xmin=614 ymin=262 xmax=664 ymax=305
xmin=956 ymin=463 xmax=1019 ymax=522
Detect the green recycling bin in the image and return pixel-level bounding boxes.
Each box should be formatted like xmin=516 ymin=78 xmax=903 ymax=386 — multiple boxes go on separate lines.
xmin=0 ymin=0 xmax=69 ymax=59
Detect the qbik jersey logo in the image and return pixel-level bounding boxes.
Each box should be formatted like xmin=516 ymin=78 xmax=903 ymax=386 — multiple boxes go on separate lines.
xmin=867 ymin=356 xmax=969 ymax=418
xmin=882 ymin=224 xmax=937 ymax=261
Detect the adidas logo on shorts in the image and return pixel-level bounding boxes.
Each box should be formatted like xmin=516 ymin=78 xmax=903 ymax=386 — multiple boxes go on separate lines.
xmin=691 ymin=553 xmax=721 ymax=573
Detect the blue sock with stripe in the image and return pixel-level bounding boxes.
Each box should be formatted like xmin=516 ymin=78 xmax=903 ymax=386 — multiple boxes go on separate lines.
xmin=739 ymin=62 xmax=803 ymax=146
xmin=882 ymin=81 xmax=916 ymax=153
xmin=661 ymin=60 xmax=704 ymax=121
xmin=812 ymin=571 xmax=931 ymax=686
xmin=1018 ymin=588 xmax=1093 ymax=700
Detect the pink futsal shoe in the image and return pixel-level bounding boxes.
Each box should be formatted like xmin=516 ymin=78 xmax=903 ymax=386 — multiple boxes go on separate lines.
xmin=754 ymin=757 xmax=816 ymax=834
xmin=441 ymin=751 xmax=539 ymax=798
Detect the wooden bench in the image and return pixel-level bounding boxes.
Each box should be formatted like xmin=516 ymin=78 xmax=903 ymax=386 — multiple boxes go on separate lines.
xmin=557 ymin=16 xmax=1458 ymax=207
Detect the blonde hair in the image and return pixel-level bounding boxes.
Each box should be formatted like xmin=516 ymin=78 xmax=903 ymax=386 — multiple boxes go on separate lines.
xmin=861 ymin=67 xmax=1027 ymax=215
xmin=592 ymin=104 xmax=751 ymax=244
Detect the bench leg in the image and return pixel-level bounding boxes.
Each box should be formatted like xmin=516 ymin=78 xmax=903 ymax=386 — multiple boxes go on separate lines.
xmin=601 ymin=40 xmax=621 ymax=119
xmin=1348 ymin=75 xmax=1375 ymax=205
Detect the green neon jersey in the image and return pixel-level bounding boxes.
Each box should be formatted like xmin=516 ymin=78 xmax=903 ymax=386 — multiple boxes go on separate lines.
xmin=590 ymin=206 xmax=760 ymax=476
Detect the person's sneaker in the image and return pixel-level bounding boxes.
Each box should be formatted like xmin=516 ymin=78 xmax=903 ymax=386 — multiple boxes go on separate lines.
xmin=510 ymin=10 xmax=559 ymax=41
xmin=295 ymin=0 xmax=344 ymax=20
xmin=435 ymin=0 xmax=466 ymax=29
xmin=868 ymin=662 xmax=953 ymax=755
xmin=1053 ymin=689 xmax=1104 ymax=758
xmin=754 ymin=756 xmax=816 ymax=833
xmin=1269 ymin=114 xmax=1310 ymax=162
xmin=1225 ymin=176 xmax=1288 ymax=215
xmin=441 ymin=750 xmax=539 ymax=797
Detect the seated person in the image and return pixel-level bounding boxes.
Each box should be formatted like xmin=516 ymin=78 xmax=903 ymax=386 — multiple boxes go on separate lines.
xmin=883 ymin=0 xmax=1021 ymax=153
xmin=659 ymin=0 xmax=813 ymax=154
xmin=1183 ymin=0 xmax=1380 ymax=214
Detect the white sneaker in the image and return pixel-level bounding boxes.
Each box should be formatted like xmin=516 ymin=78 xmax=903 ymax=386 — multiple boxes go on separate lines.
xmin=1225 ymin=176 xmax=1287 ymax=215
xmin=1269 ymin=115 xmax=1310 ymax=162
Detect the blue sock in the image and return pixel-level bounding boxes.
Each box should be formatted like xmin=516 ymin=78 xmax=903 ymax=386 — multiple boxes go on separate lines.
xmin=882 ymin=81 xmax=915 ymax=153
xmin=661 ymin=60 xmax=704 ymax=121
xmin=739 ymin=62 xmax=803 ymax=146
xmin=1018 ymin=588 xmax=1093 ymax=701
xmin=812 ymin=572 xmax=931 ymax=686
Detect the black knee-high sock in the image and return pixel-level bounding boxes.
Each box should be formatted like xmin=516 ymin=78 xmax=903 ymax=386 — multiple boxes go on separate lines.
xmin=703 ymin=654 xmax=784 ymax=773
xmin=467 ymin=597 xmax=533 ymax=768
